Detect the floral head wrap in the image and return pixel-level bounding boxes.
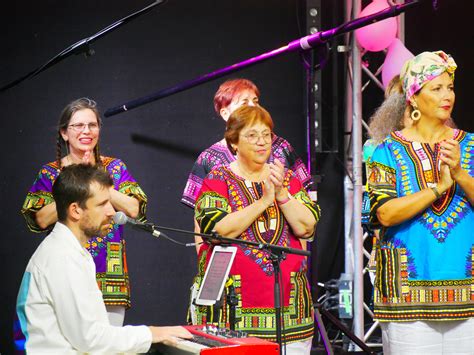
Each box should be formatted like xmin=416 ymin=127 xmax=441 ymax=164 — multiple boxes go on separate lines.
xmin=400 ymin=50 xmax=457 ymax=102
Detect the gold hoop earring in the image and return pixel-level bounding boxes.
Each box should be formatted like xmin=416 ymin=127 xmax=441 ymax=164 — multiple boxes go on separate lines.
xmin=411 ymin=109 xmax=421 ymax=121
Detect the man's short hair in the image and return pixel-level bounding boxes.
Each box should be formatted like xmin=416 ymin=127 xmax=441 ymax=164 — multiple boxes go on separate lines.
xmin=53 ymin=164 xmax=113 ymax=222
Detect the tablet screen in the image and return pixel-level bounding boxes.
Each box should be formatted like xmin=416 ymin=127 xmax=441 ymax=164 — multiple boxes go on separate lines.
xmin=195 ymin=246 xmax=237 ymax=306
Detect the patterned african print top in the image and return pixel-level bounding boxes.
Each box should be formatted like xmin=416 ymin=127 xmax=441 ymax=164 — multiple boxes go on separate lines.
xmin=368 ymin=129 xmax=474 ymax=322
xmin=181 ymin=135 xmax=311 ymax=208
xmin=191 ymin=165 xmax=320 ymax=343
xmin=21 ymin=157 xmax=147 ymax=308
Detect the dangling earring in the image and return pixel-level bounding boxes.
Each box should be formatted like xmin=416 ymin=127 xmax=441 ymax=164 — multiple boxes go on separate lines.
xmin=410 ymin=102 xmax=421 ymax=121
xmin=409 ymin=99 xmax=421 ymax=121
xmin=411 ymin=109 xmax=421 ymax=121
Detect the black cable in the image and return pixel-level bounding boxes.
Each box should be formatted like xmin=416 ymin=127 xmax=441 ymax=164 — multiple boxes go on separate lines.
xmin=152 ymin=229 xmax=191 ymax=246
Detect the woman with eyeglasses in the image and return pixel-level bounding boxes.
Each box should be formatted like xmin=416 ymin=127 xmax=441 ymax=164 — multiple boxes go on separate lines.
xmin=21 ymin=98 xmax=147 ymax=327
xmin=190 ymin=105 xmax=320 ymax=355
xmin=182 ymin=78 xmax=312 ymax=257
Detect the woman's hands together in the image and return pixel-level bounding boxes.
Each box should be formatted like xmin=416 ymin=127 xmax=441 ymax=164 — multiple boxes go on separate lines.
xmin=440 ymin=139 xmax=461 ymax=177
xmin=262 ymin=160 xmax=289 ymax=206
xmin=439 ymin=139 xmax=460 ymax=192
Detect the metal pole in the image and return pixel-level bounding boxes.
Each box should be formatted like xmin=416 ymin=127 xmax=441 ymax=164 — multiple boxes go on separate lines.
xmin=392 ymin=0 xmax=405 ymax=43
xmin=343 ymin=0 xmax=354 ymax=279
xmin=351 ymin=0 xmax=365 ymax=346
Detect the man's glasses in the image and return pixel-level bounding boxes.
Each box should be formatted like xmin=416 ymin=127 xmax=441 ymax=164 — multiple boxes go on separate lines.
xmin=242 ymin=131 xmax=273 ymax=144
xmin=68 ymin=122 xmax=100 ymax=132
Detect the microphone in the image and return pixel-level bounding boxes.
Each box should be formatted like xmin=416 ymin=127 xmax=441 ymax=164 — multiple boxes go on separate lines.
xmin=113 ymin=211 xmax=166 ymax=238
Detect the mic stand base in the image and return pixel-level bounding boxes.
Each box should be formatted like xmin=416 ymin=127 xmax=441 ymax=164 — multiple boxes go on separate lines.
xmin=315 ymin=304 xmax=375 ymax=355
xmin=314 ymin=306 xmax=334 ymax=355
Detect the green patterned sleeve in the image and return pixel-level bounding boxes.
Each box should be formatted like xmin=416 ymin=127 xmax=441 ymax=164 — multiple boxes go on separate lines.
xmin=293 ymin=189 xmax=321 ymax=224
xmin=195 ymin=191 xmax=230 ymax=234
xmin=286 ymin=170 xmax=321 ymax=224
xmin=194 ymin=172 xmax=231 ymax=234
xmin=367 ymin=144 xmax=397 ymax=227
xmin=118 ymin=181 xmax=147 ymax=222
xmin=21 ymin=164 xmax=58 ymax=233
xmin=107 ymin=157 xmax=148 ymax=222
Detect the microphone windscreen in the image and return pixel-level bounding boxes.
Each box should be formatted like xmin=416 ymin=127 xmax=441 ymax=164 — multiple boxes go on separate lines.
xmin=113 ymin=211 xmax=128 ymax=225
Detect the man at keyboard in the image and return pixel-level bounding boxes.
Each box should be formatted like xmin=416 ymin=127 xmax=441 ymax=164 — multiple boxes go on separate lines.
xmin=14 ymin=164 xmax=192 ymax=354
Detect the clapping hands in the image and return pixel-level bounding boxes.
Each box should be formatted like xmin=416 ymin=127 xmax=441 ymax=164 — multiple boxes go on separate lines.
xmin=262 ymin=160 xmax=288 ymax=205
xmin=439 ymin=139 xmax=461 ymax=178
xmin=438 ymin=139 xmax=460 ymax=192
xmin=82 ymin=150 xmax=93 ymax=165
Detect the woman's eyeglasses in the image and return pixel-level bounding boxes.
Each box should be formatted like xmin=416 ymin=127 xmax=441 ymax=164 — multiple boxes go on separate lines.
xmin=242 ymin=131 xmax=273 ymax=144
xmin=67 ymin=122 xmax=100 ymax=132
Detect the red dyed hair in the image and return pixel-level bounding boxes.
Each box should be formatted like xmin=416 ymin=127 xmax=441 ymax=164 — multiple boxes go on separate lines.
xmin=213 ymin=78 xmax=260 ymax=114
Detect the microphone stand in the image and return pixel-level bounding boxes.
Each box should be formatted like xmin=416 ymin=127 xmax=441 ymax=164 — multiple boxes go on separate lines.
xmin=127 ymin=220 xmax=373 ymax=353
xmin=148 ymin=224 xmax=309 ymax=355
xmin=104 ymin=0 xmax=419 ymax=117
xmin=0 ymin=0 xmax=166 ymax=92
xmin=226 ymin=282 xmax=238 ymax=331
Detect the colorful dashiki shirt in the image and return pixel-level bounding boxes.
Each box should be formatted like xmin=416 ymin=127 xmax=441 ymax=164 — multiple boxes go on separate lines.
xmin=181 ymin=135 xmax=311 ymax=208
xmin=191 ymin=166 xmax=320 ymax=343
xmin=368 ymin=129 xmax=474 ymax=322
xmin=21 ymin=157 xmax=147 ymax=308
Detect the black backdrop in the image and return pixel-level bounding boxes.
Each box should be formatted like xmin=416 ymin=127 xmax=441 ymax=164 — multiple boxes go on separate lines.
xmin=0 ymin=1 xmax=471 ymax=353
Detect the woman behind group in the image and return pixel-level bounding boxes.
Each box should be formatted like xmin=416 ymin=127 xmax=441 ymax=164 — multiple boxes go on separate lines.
xmin=21 ymin=98 xmax=147 ymax=326
xmin=368 ymin=51 xmax=474 ymax=353
xmin=191 ymin=105 xmax=320 ymax=355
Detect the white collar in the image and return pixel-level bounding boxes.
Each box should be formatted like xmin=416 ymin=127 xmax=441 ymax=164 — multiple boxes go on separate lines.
xmin=50 ymin=222 xmax=90 ymax=257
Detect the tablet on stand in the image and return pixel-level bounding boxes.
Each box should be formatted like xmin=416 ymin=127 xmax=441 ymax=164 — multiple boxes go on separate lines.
xmin=195 ymin=245 xmax=237 ymax=306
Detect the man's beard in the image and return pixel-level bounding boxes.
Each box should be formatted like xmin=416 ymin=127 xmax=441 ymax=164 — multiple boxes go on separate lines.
xmin=81 ymin=216 xmax=111 ymax=238
xmin=83 ymin=225 xmax=102 ymax=238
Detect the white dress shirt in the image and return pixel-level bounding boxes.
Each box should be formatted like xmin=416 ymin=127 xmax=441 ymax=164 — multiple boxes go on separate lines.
xmin=16 ymin=222 xmax=152 ymax=354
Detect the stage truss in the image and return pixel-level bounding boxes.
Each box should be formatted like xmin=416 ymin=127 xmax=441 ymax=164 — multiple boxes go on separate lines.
xmin=341 ymin=0 xmax=406 ymax=350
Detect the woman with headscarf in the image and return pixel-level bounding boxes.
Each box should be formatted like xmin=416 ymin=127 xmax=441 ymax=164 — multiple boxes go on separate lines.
xmin=367 ymin=51 xmax=474 ymax=353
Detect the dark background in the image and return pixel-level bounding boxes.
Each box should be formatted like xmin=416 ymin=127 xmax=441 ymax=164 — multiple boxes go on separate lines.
xmin=0 ymin=1 xmax=472 ymax=353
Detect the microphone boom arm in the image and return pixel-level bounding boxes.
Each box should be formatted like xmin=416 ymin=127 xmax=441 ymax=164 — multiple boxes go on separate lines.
xmin=152 ymin=224 xmax=311 ymax=257
xmin=0 ymin=0 xmax=166 ymax=92
xmin=104 ymin=1 xmax=419 ymax=117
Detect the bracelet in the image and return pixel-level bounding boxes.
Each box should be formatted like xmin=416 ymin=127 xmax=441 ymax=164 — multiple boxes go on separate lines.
xmin=431 ymin=186 xmax=441 ymax=199
xmin=277 ymin=196 xmax=291 ymax=205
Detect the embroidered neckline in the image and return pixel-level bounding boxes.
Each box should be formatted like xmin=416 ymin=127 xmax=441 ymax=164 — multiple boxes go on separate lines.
xmin=392 ymin=128 xmax=460 ymax=144
xmin=225 ymin=164 xmax=268 ymax=183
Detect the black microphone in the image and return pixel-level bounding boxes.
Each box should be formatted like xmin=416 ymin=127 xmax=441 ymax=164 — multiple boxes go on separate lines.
xmin=113 ymin=211 xmax=166 ymax=238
